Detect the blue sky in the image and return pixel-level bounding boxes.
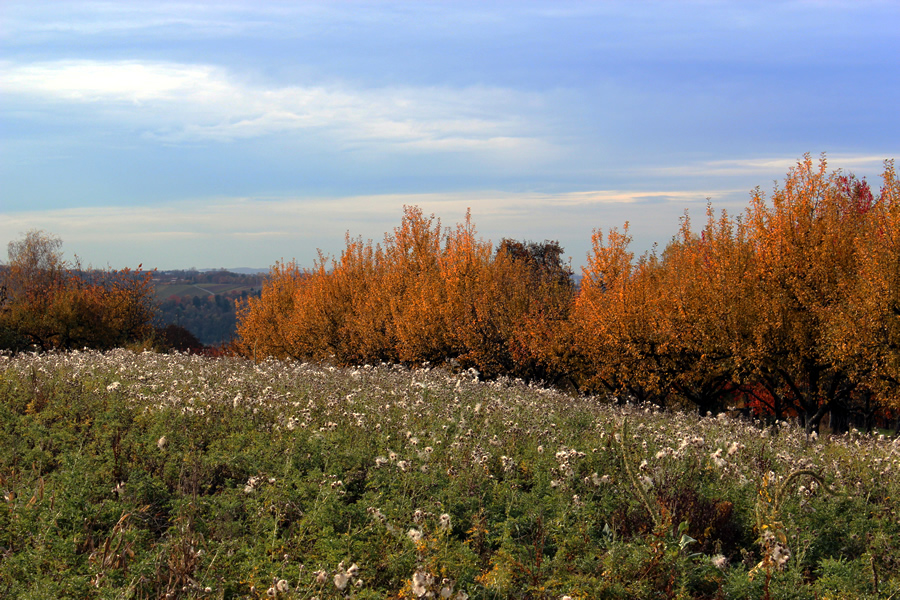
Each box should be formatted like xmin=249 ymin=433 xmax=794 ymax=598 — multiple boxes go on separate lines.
xmin=1 ymin=1 xmax=898 ymax=271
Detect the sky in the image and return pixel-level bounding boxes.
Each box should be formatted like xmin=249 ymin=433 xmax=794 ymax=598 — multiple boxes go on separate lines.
xmin=1 ymin=1 xmax=898 ymax=272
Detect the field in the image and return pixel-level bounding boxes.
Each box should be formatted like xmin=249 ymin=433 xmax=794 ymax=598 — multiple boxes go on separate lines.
xmin=1 ymin=350 xmax=899 ymax=599
xmin=153 ymin=283 xmax=259 ymax=302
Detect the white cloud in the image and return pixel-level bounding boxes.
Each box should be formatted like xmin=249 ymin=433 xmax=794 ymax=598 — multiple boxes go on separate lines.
xmin=0 ymin=60 xmax=223 ymax=103
xmin=0 ymin=60 xmax=550 ymax=155
xmin=0 ymin=186 xmax=733 ymax=269
xmin=654 ymin=154 xmax=893 ymax=178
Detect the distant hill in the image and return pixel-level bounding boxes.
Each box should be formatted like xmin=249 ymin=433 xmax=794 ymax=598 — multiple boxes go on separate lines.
xmin=199 ymin=267 xmax=270 ymax=275
xmin=152 ymin=270 xmax=264 ymax=347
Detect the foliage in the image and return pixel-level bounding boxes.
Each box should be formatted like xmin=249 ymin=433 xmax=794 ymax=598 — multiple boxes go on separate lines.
xmin=573 ymin=155 xmax=900 ymax=428
xmin=2 ymin=350 xmax=899 ymax=598
xmin=236 ymin=207 xmax=575 ymax=382
xmin=233 ymin=155 xmax=900 ymax=426
xmin=0 ymin=230 xmax=156 ymax=352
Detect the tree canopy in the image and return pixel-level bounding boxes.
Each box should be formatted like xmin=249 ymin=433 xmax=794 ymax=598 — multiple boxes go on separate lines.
xmin=0 ymin=230 xmax=156 ymax=352
xmin=236 ymin=155 xmax=900 ymax=432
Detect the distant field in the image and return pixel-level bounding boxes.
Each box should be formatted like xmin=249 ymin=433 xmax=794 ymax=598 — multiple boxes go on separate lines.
xmin=152 ymin=281 xmax=258 ymax=300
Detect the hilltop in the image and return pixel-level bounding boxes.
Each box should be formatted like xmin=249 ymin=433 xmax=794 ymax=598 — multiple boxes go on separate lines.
xmin=152 ymin=269 xmax=265 ymax=346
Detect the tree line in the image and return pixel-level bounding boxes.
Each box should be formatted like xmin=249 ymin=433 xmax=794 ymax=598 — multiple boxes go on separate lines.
xmin=235 ymin=155 xmax=900 ymax=432
xmin=157 ymin=289 xmax=257 ymax=347
xmin=3 ymin=155 xmax=898 ymax=431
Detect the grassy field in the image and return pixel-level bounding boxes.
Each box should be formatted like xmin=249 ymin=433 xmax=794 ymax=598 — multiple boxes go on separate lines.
xmin=152 ymin=282 xmax=258 ymax=301
xmin=1 ymin=349 xmax=898 ymax=599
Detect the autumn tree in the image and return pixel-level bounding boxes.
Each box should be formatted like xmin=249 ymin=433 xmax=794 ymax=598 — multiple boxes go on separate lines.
xmin=495 ymin=239 xmax=576 ymax=382
xmin=0 ymin=230 xmax=156 ymax=352
xmin=824 ymin=161 xmax=900 ymax=425
xmin=236 ymin=208 xmax=576 ymax=381
xmin=570 ymin=224 xmax=652 ymax=398
xmin=737 ymin=155 xmax=881 ymax=431
xmin=573 ymin=154 xmax=899 ymax=429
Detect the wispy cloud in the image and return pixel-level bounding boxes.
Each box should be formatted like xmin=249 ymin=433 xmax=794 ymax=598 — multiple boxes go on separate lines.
xmin=654 ymin=155 xmax=893 ymax=179
xmin=0 ymin=187 xmax=732 ymax=268
xmin=0 ymin=60 xmax=550 ymax=155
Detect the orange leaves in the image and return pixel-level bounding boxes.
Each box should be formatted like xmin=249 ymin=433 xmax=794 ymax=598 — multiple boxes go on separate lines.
xmin=569 ymin=155 xmax=900 ymax=423
xmin=1 ymin=231 xmax=156 ymax=352
xmin=235 ymin=208 xmax=574 ymax=381
xmin=235 ymin=156 xmax=900 ymax=425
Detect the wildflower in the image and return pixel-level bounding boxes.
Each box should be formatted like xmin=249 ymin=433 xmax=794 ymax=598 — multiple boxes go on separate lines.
xmin=439 ymin=513 xmax=452 ymax=531
xmin=157 ymin=436 xmax=167 ymax=450
xmin=266 ymin=587 xmax=277 ymax=598
xmin=712 ymin=554 xmax=728 ymax=570
xmin=408 ymin=528 xmax=423 ymax=543
xmin=314 ymin=570 xmax=328 ymax=584
xmin=710 ymin=448 xmax=726 ymax=468
xmin=771 ymin=544 xmax=790 ymax=568
xmin=411 ymin=570 xmax=433 ymax=597
xmin=106 ymin=381 xmax=120 ymax=392
xmin=276 ymin=579 xmax=290 ymax=593
xmin=334 ymin=571 xmax=349 ymax=590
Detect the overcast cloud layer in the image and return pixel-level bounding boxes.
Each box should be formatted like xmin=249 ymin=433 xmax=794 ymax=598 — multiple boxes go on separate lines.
xmin=1 ymin=1 xmax=898 ymax=270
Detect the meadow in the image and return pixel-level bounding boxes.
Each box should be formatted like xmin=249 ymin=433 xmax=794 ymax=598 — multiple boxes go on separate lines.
xmin=1 ymin=349 xmax=899 ymax=599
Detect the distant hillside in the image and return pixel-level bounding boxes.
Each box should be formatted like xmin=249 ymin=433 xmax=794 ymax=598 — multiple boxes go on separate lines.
xmin=153 ymin=270 xmax=264 ymax=346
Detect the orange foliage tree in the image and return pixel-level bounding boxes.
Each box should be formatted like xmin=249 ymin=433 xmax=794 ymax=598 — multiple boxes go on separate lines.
xmin=235 ymin=207 xmax=574 ymax=380
xmin=237 ymin=156 xmax=898 ymax=431
xmin=573 ymin=154 xmax=899 ymax=430
xmin=0 ymin=230 xmax=156 ymax=352
xmin=825 ymin=161 xmax=900 ymax=420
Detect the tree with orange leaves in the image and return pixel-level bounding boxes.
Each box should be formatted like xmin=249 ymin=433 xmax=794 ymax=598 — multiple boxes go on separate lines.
xmin=573 ymin=155 xmax=900 ymax=431
xmin=0 ymin=230 xmax=156 ymax=352
xmin=738 ymin=155 xmax=884 ymax=430
xmin=823 ymin=160 xmax=900 ymax=424
xmin=235 ymin=207 xmax=576 ymax=381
